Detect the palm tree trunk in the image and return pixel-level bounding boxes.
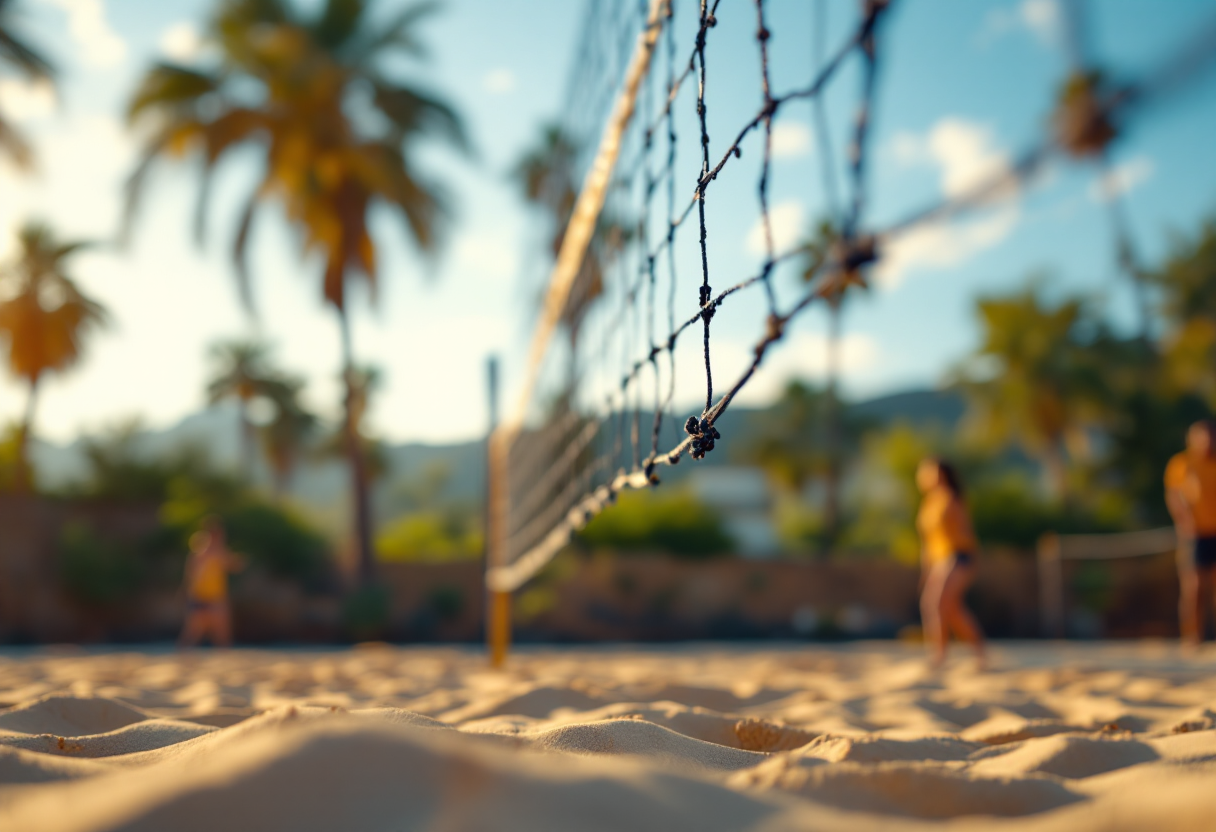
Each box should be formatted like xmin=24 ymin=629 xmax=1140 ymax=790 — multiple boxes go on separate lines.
xmin=272 ymin=456 xmax=295 ymax=503
xmin=338 ymin=309 xmax=375 ymax=586
xmin=822 ymin=299 xmax=842 ymax=557
xmin=1043 ymin=441 xmax=1070 ymax=508
xmin=15 ymin=376 xmax=40 ymax=493
xmin=239 ymin=398 xmax=254 ymax=483
xmin=271 ymin=464 xmax=286 ymax=502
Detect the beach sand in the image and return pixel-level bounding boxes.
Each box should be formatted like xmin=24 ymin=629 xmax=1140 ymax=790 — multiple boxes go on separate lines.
xmin=1 ymin=641 xmax=1215 ymax=831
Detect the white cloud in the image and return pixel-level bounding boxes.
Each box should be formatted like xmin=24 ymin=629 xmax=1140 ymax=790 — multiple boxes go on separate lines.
xmin=911 ymin=118 xmax=1015 ymax=201
xmin=1089 ymin=155 xmax=1154 ymax=203
xmin=42 ymin=0 xmax=126 ymax=68
xmin=677 ymin=330 xmax=881 ymax=409
xmin=978 ymin=0 xmax=1061 ymax=48
xmin=159 ymin=21 xmax=202 ymax=63
xmin=878 ymin=117 xmax=1021 ymax=286
xmin=0 ymin=78 xmax=54 ymax=122
xmin=875 ymin=208 xmax=1019 ymax=288
xmin=483 ymin=68 xmax=516 ymax=95
xmin=746 ymin=199 xmax=804 ymax=258
xmin=454 ymin=234 xmax=519 ymax=281
xmin=1020 ymin=0 xmax=1062 ymax=46
xmin=769 ymin=121 xmax=812 ymax=159
xmin=0 ymin=113 xmax=130 ymax=259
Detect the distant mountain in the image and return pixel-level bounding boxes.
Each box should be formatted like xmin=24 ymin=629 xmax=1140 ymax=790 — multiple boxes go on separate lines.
xmin=28 ymin=387 xmax=963 ymax=525
xmin=850 ymin=388 xmax=966 ymax=428
xmin=29 ymin=401 xmax=485 ymax=526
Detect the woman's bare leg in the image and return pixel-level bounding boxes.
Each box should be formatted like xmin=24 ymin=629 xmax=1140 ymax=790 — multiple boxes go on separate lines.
xmin=179 ymin=610 xmax=205 ymax=649
xmin=214 ymin=606 xmax=234 ymax=648
xmin=920 ymin=565 xmax=949 ymax=667
xmin=941 ymin=565 xmax=985 ymax=666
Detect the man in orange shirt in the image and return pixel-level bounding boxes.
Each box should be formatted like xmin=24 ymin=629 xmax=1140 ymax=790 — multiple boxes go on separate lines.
xmin=1165 ymin=420 xmax=1216 ymax=646
xmin=178 ymin=516 xmax=245 ymax=648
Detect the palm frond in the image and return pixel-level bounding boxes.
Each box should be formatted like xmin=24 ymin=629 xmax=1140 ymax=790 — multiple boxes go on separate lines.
xmin=0 ymin=221 xmax=106 ymax=384
xmin=0 ymin=2 xmax=55 ymax=81
xmin=230 ymin=180 xmax=266 ymax=314
xmin=195 ymin=108 xmax=271 ymax=244
xmin=314 ymin=0 xmax=366 ymax=50
xmin=353 ymin=1 xmax=439 ymax=59
xmin=372 ymin=80 xmax=470 ymax=153
xmin=127 ymin=63 xmax=220 ymax=124
xmin=0 ymin=113 xmax=31 ymax=168
xmin=120 ymin=129 xmax=175 ymax=246
xmin=354 ymin=142 xmax=448 ymax=255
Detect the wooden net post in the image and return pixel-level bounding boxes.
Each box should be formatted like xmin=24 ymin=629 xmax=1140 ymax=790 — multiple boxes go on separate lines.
xmin=483 ymin=0 xmax=668 ymax=668
xmin=487 ymin=428 xmax=511 ymax=669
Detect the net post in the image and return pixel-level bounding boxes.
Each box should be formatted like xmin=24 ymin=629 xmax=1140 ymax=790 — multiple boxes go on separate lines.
xmin=482 ymin=0 xmax=667 ymax=611
xmin=488 ymin=588 xmax=511 ymax=670
xmin=1038 ymin=532 xmax=1064 ymax=638
xmin=483 ymin=358 xmax=510 ymax=668
xmin=486 ymin=427 xmax=511 ymax=668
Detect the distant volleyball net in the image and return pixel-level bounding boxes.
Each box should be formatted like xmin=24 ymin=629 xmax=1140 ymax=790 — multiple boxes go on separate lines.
xmin=1037 ymin=527 xmax=1178 ymax=638
xmin=485 ymin=0 xmax=1216 ymax=663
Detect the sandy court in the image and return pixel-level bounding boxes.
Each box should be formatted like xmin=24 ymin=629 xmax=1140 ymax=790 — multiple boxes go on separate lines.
xmin=1 ymin=641 xmax=1215 ymax=831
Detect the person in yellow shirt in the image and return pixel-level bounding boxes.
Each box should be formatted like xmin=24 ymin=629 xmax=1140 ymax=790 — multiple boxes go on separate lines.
xmin=916 ymin=458 xmax=985 ymax=668
xmin=1165 ymin=420 xmax=1216 ymax=646
xmin=178 ymin=516 xmax=245 ymax=648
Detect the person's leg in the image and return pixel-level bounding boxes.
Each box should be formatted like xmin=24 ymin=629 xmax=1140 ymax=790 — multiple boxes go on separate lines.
xmin=1199 ymin=566 xmax=1216 ymax=643
xmin=920 ymin=564 xmax=949 ymax=666
xmin=178 ymin=607 xmax=205 ymax=648
xmin=214 ymin=604 xmax=233 ymax=648
xmin=940 ymin=564 xmax=986 ymax=666
xmin=1179 ymin=545 xmax=1200 ymax=646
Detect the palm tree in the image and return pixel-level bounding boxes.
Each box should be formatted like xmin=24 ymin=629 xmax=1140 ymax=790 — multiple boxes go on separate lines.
xmin=259 ymin=375 xmax=316 ymax=498
xmin=205 ymin=339 xmax=277 ymax=479
xmin=798 ymin=219 xmax=844 ymax=548
xmin=0 ymin=222 xmax=106 ymax=491
xmin=959 ymin=284 xmax=1105 ymax=503
xmin=1149 ymin=218 xmax=1216 ymax=406
xmin=742 ymin=381 xmax=831 ymax=495
xmin=512 ymin=125 xmax=627 ymax=391
xmin=0 ymin=0 xmax=55 ymax=168
xmin=317 ymin=365 xmax=390 ymax=495
xmin=124 ymin=0 xmax=468 ymax=584
xmin=513 ymin=125 xmax=578 ymax=257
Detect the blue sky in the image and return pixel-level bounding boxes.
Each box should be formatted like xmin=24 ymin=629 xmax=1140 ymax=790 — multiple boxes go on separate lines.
xmin=1 ymin=0 xmax=1214 ymax=446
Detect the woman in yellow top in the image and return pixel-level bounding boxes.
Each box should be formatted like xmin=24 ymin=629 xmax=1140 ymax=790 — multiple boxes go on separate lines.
xmin=916 ymin=458 xmax=985 ymax=668
xmin=178 ymin=516 xmax=244 ymax=648
xmin=1165 ymin=420 xmax=1216 ymax=646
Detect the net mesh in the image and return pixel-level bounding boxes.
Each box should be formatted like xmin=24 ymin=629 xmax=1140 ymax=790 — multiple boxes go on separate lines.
xmin=488 ymin=0 xmax=1216 ymax=594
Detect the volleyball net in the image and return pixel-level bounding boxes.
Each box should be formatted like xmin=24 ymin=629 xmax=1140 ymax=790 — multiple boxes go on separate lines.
xmin=1037 ymin=527 xmax=1179 ymax=638
xmin=485 ymin=0 xmax=1216 ymax=663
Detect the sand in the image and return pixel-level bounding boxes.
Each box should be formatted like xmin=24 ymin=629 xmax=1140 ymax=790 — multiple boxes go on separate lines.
xmin=1 ymin=642 xmax=1215 ymax=831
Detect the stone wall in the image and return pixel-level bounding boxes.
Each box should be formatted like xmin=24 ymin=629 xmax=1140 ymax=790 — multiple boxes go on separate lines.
xmin=0 ymin=495 xmax=1187 ymax=643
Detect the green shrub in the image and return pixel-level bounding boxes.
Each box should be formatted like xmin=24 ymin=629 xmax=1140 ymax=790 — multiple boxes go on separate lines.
xmin=222 ymin=503 xmax=330 ymax=583
xmin=969 ymin=474 xmax=1121 ymax=549
xmin=377 ymin=511 xmax=482 ymax=562
xmin=577 ymin=488 xmax=734 ymax=559
xmin=427 ymin=585 xmax=465 ymax=621
xmin=342 ymin=583 xmax=392 ymax=640
xmin=160 ymin=477 xmax=331 ymax=585
xmin=57 ymin=522 xmax=144 ymax=606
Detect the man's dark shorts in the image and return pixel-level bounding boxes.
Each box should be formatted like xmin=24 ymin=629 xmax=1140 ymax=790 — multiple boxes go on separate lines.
xmin=1191 ymin=536 xmax=1216 ymax=569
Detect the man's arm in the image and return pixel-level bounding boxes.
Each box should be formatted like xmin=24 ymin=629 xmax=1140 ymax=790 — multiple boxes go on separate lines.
xmin=1167 ymin=488 xmax=1195 ymax=538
